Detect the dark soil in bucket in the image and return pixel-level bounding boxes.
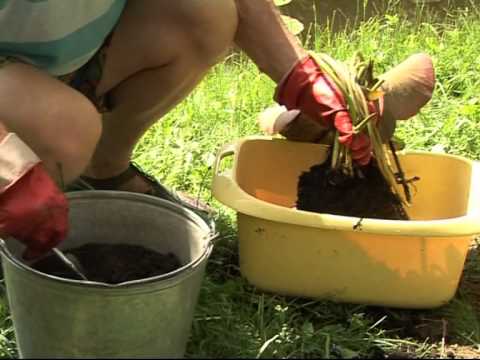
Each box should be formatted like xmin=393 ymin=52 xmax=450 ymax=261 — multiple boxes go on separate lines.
xmin=32 ymin=243 xmax=182 ymax=284
xmin=297 ymin=160 xmax=410 ymax=221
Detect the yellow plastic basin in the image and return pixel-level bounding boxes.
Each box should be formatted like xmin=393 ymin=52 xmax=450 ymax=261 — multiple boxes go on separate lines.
xmin=212 ymin=136 xmax=480 ymax=309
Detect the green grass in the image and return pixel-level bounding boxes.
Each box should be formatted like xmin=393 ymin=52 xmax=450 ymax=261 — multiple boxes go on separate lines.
xmin=2 ymin=3 xmax=480 ymax=358
xmin=0 ymin=285 xmax=16 ymax=358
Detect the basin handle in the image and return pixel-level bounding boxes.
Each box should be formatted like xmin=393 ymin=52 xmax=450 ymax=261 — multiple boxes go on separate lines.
xmin=213 ymin=143 xmax=236 ymax=176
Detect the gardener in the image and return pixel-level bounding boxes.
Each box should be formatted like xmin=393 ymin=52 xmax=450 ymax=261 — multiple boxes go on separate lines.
xmin=0 ymin=0 xmax=433 ymax=260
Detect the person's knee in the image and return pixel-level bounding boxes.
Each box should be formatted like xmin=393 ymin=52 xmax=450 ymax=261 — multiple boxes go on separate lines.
xmin=22 ymin=96 xmax=102 ymax=184
xmin=51 ymin=99 xmax=102 ymax=183
xmin=0 ymin=63 xmax=102 ymax=182
xmin=140 ymin=0 xmax=238 ymax=67
xmin=181 ymin=0 xmax=239 ymax=64
xmin=99 ymin=0 xmax=239 ymax=94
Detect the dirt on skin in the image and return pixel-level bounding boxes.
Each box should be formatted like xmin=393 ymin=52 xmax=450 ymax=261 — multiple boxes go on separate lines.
xmin=297 ymin=160 xmax=409 ymax=220
xmin=32 ymin=243 xmax=182 ymax=284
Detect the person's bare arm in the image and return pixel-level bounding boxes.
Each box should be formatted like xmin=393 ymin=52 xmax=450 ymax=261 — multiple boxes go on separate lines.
xmin=234 ymin=0 xmax=307 ymax=83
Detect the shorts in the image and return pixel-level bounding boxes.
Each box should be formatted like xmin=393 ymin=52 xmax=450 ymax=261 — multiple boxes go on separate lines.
xmin=0 ymin=36 xmax=112 ymax=113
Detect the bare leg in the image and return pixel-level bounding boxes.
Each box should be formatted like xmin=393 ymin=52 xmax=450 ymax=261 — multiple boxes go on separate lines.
xmin=84 ymin=0 xmax=238 ymax=193
xmin=0 ymin=63 xmax=101 ymax=185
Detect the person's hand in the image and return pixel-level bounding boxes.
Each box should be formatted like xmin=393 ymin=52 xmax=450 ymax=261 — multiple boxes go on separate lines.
xmin=0 ymin=134 xmax=68 ymax=260
xmin=261 ymin=53 xmax=435 ymax=159
xmin=258 ymin=105 xmax=333 ymax=143
xmin=274 ymin=54 xmax=376 ymax=165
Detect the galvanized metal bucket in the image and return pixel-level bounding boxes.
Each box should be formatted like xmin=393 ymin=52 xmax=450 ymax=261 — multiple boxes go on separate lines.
xmin=0 ymin=191 xmax=215 ymax=358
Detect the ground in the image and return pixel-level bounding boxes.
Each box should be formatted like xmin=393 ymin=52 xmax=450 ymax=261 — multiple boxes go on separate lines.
xmin=0 ymin=2 xmax=479 ymax=358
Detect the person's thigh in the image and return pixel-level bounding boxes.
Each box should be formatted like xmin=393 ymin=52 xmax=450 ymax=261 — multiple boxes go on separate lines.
xmin=0 ymin=62 xmax=102 ymax=183
xmin=96 ymin=0 xmax=238 ymax=97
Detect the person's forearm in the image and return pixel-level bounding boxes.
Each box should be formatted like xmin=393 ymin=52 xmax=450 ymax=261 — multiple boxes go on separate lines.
xmin=234 ymin=0 xmax=308 ymax=83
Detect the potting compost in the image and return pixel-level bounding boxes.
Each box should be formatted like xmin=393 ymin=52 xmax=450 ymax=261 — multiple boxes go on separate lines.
xmin=32 ymin=243 xmax=182 ymax=284
xmin=297 ymin=158 xmax=409 ymax=220
xmin=288 ymin=53 xmax=428 ymax=221
xmin=257 ymin=52 xmax=437 ymax=221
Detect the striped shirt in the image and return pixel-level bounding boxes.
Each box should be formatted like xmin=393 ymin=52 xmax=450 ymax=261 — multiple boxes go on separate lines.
xmin=0 ymin=0 xmax=127 ymax=75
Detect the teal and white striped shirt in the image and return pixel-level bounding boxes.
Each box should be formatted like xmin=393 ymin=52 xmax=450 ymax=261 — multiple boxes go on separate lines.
xmin=0 ymin=0 xmax=127 ymax=75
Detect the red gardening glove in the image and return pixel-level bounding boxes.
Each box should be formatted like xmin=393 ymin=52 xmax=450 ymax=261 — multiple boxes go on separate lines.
xmin=275 ymin=55 xmax=379 ymax=165
xmin=0 ymin=163 xmax=68 ymax=260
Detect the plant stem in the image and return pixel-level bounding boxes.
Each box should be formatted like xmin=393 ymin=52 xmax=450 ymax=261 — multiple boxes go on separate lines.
xmin=388 ymin=140 xmax=412 ymax=204
xmin=314 ymin=51 xmax=411 ymax=207
xmin=354 ymin=113 xmax=377 ymax=133
xmin=331 ymin=133 xmax=341 ymax=169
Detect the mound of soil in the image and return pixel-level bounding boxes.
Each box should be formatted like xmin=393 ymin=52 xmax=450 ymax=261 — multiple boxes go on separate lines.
xmin=32 ymin=243 xmax=182 ymax=284
xmin=297 ymin=160 xmax=409 ymax=220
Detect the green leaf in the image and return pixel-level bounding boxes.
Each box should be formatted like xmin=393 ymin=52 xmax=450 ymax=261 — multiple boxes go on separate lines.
xmin=334 ymin=345 xmax=360 ymax=359
xmin=281 ymin=15 xmax=304 ymax=35
xmin=302 ymin=321 xmax=314 ymax=336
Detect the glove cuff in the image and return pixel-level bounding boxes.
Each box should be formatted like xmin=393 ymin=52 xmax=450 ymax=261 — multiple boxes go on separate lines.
xmin=274 ymin=54 xmax=317 ymax=108
xmin=258 ymin=105 xmax=301 ymax=135
xmin=0 ymin=133 xmax=40 ymax=193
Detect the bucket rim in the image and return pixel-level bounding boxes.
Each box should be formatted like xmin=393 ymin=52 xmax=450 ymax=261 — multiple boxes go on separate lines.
xmin=0 ymin=191 xmax=217 ymax=289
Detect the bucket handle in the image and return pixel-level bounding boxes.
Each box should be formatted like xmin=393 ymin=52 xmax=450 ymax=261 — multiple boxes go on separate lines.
xmin=0 ymin=237 xmax=30 ymax=272
xmin=213 ymin=143 xmax=236 ymax=176
xmin=207 ymin=231 xmax=221 ymax=245
xmin=0 ymin=237 xmax=16 ymax=263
